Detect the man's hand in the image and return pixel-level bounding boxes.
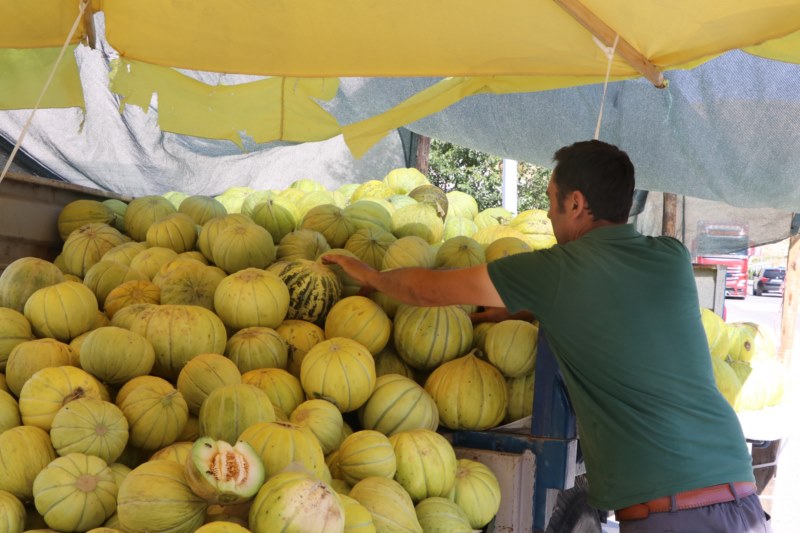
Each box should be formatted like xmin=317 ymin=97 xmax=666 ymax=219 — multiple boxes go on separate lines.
xmin=321 ymin=254 xmax=377 ymax=291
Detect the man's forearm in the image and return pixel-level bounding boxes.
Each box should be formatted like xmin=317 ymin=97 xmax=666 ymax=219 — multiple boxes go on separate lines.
xmin=367 ymin=265 xmax=504 ymax=308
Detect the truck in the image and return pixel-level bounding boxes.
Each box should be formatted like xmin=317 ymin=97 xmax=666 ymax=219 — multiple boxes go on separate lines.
xmin=693 ymin=222 xmax=751 ymax=299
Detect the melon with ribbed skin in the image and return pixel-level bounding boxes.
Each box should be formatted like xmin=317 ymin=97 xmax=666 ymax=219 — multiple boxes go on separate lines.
xmin=129 ymin=246 xmax=179 ymax=280
xmin=276 ymin=319 xmax=327 ymax=378
xmin=32 ymin=453 xmax=117 ymax=532
xmin=212 ymin=223 xmax=276 ymax=274
xmin=0 ymin=308 xmax=33 ymax=372
xmin=184 ymin=437 xmax=265 ymax=505
xmin=276 ymin=229 xmax=331 ymax=262
xmin=23 ymin=281 xmax=98 ymax=342
xmin=445 ymin=191 xmax=479 ymax=220
xmin=0 ymin=257 xmax=65 ymax=313
xmin=116 ymin=376 xmax=188 ymax=451
xmin=339 ymin=493 xmax=376 ymax=533
xmin=506 ymin=372 xmax=535 ymax=422
xmin=19 ymin=366 xmax=103 ymax=431
xmin=195 ymin=521 xmax=250 ymax=533
xmin=237 ymin=421 xmax=329 ymax=481
xmin=197 ymin=214 xmax=252 ymax=262
xmin=146 ymin=213 xmax=198 ymax=253
xmin=474 ymin=207 xmax=514 ymax=229
xmin=485 ymin=320 xmax=538 ymax=378
xmin=324 ymin=296 xmax=392 ymax=355
xmin=101 ymin=241 xmax=148 ymax=266
xmin=117 ymin=460 xmax=207 ymax=533
xmin=484 ymin=236 xmax=532 ymax=262
xmin=290 ymin=399 xmax=345 ymax=455
xmin=215 ymin=187 xmax=256 ymax=214
xmin=343 ymin=200 xmax=393 ymax=233
xmin=79 ymin=326 xmax=155 ymax=385
xmin=149 ymin=441 xmax=194 ymax=465
xmin=199 ymin=384 xmax=275 ymax=444
xmin=390 ymin=429 xmax=457 ymax=502
xmin=435 ymin=236 xmax=485 ymax=269
xmin=383 ymin=168 xmax=429 ymax=195
xmin=0 ymin=389 xmax=20 ymax=434
xmin=58 ymin=199 xmax=116 ymax=241
xmin=83 ymin=260 xmax=148 ymax=307
xmin=337 ymin=430 xmax=397 ymax=487
xmin=241 ymin=190 xmax=276 ymax=217
xmin=5 ymin=338 xmax=76 ymax=397
xmin=250 ymin=197 xmax=299 ymax=243
xmin=359 ymin=374 xmax=438 ymax=436
xmin=297 ymin=190 xmax=337 ymax=219
xmin=179 ymin=195 xmax=227 ymax=225
xmin=128 ymin=304 xmax=228 ymax=380
xmin=373 ymin=345 xmax=416 ymax=379
xmin=344 ymin=227 xmax=397 ymax=270
xmin=0 ymin=489 xmax=24 ymax=533
xmin=348 ymin=477 xmax=422 ymax=533
xmin=415 ymin=496 xmax=475 ymax=533
xmin=249 ymin=470 xmax=344 ymax=533
xmin=0 ymin=425 xmax=56 ymax=500
xmin=443 ymin=216 xmax=478 ymax=240
xmin=301 ymin=338 xmax=376 ymax=413
xmin=152 ymin=258 xmax=225 ymax=310
xmin=700 ymin=307 xmax=731 ymax=360
xmin=50 ymin=399 xmax=129 ymax=464
xmin=448 ymin=458 xmax=501 ymax=528
xmin=425 ymin=352 xmax=507 ymax=430
xmin=225 ymin=327 xmax=291 ymax=377
xmin=351 ymin=180 xmax=394 ymax=202
xmin=509 ymin=208 xmax=554 ymax=236
xmin=301 ymin=204 xmax=356 ymax=248
xmin=124 ymin=195 xmax=178 ymax=242
xmin=241 ymin=368 xmax=305 ymax=418
xmin=214 ymin=268 xmax=290 ymax=330
xmin=177 ymin=353 xmax=242 ymax=415
xmin=391 ymin=203 xmax=443 ymax=244
xmin=472 ymin=225 xmax=528 ymax=248
xmin=273 ymin=259 xmax=342 ymax=326
xmin=472 ymin=322 xmax=494 ymax=354
xmin=61 ymin=222 xmax=129 ymax=277
xmin=381 ymin=236 xmax=436 ymax=270
xmin=393 ymin=305 xmax=473 ymax=371
xmin=103 ymin=280 xmax=160 ymax=318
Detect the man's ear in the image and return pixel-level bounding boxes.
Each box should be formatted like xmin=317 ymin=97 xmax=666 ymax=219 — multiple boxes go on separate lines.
xmin=570 ymin=190 xmax=588 ymax=215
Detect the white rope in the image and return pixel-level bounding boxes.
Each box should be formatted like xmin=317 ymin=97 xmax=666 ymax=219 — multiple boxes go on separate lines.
xmin=0 ymin=0 xmax=88 ymax=185
xmin=593 ymin=33 xmax=620 ymax=141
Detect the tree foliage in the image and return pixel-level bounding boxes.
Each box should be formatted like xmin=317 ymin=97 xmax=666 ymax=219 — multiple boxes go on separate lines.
xmin=427 ymin=139 xmax=551 ymax=212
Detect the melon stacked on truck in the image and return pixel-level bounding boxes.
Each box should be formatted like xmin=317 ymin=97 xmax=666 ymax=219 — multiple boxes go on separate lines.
xmin=0 ymin=167 xmax=560 ymax=532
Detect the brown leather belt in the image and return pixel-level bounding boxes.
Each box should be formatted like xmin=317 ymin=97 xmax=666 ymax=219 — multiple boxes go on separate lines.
xmin=615 ymin=481 xmax=758 ymax=521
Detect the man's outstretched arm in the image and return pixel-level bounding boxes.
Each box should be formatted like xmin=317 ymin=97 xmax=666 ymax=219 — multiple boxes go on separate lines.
xmin=322 ymin=254 xmax=505 ymax=308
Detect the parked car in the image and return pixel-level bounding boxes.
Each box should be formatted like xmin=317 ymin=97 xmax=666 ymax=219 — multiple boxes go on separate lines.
xmin=753 ymin=267 xmax=785 ymax=296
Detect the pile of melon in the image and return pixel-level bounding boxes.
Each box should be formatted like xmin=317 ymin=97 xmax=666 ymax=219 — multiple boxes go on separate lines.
xmin=0 ymin=168 xmax=554 ymax=532
xmin=700 ymin=307 xmax=789 ymax=412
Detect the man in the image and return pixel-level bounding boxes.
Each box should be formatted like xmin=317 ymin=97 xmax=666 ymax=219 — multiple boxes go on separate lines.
xmin=324 ymin=140 xmax=770 ymax=532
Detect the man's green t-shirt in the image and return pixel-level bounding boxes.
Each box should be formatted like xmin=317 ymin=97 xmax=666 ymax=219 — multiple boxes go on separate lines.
xmin=487 ymin=224 xmax=754 ymax=511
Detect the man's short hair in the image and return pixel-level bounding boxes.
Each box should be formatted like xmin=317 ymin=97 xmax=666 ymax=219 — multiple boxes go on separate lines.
xmin=553 ymin=140 xmax=635 ymax=223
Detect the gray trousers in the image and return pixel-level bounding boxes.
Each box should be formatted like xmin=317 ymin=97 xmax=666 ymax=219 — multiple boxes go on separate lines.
xmin=618 ymin=494 xmax=772 ymax=533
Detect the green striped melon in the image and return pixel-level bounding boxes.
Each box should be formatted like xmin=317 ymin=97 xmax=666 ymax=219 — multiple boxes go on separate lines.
xmin=237 ymin=421 xmax=329 ymax=481
xmin=79 ymin=326 xmax=155 ymax=385
xmin=241 ymin=190 xmax=276 ymax=218
xmin=83 ymin=260 xmax=148 ymax=308
xmin=50 ymin=399 xmax=129 ymax=464
xmin=124 ymin=195 xmax=178 ymax=242
xmin=348 ymin=477 xmax=422 ymax=533
xmin=448 ymin=458 xmax=501 ymax=528
xmin=415 ymin=497 xmax=474 ymax=533
xmin=275 ymin=319 xmax=326 ymax=378
xmin=250 ymin=197 xmax=298 ymax=243
xmin=5 ymin=338 xmax=76 ymax=397
xmin=393 ymin=305 xmax=473 ymax=370
xmin=391 ymin=203 xmax=443 ymax=244
xmin=484 ymin=236 xmax=532 ymax=262
xmin=62 ymin=223 xmax=128 ymax=277
xmin=344 ymin=227 xmax=397 ymax=270
xmin=301 ymin=204 xmax=356 ymax=248
xmin=506 ymin=372 xmax=535 ymax=422
xmin=0 ymin=389 xmax=20 ymax=434
xmin=101 ymin=241 xmax=148 ymax=266
xmin=339 ymin=493 xmax=376 ymax=533
xmin=199 ymin=384 xmax=275 ymax=444
xmin=214 ymin=268 xmax=290 ymax=330
xmin=176 ymin=353 xmax=242 ymax=415
xmin=129 ymin=246 xmax=179 ymax=280
xmin=104 ymin=280 xmax=160 ymax=319
xmin=197 ymin=214 xmax=252 ymax=262
xmin=0 ymin=489 xmax=25 ymax=533
xmin=225 ymin=326 xmax=288 ymax=373
xmin=24 ymin=281 xmax=98 ymax=342
xmin=0 ymin=425 xmax=56 ymax=501
xmin=424 ymin=352 xmax=507 ymax=430
xmin=485 ymin=320 xmax=538 ymax=377
xmin=435 ymin=236 xmax=485 ymax=269
xmin=178 ymin=195 xmax=227 ymax=225
xmin=57 ymin=199 xmax=116 ymax=241
xmin=381 ymin=236 xmax=435 ymax=270
xmin=289 ymin=399 xmax=345 ymax=455
xmin=373 ymin=345 xmax=416 ymax=379
xmin=474 ymin=207 xmax=514 ymax=229
xmin=19 ymin=366 xmax=103 ymax=431
xmin=0 ymin=308 xmax=34 ymax=372
xmin=301 ymin=338 xmax=376 ymax=413
xmin=359 ymin=374 xmax=438 ymax=436
xmin=296 ymin=190 xmax=336 ymax=220
xmin=211 ymin=223 xmax=276 ymax=274
xmin=337 ymin=430 xmax=397 ymax=486
xmin=443 ymin=216 xmax=479 ymax=240
xmin=390 ymin=429 xmax=457 ymax=501
xmin=162 ymin=190 xmax=190 ymax=209
xmin=152 ymin=258 xmax=224 ymax=310
xmin=445 ymin=191 xmax=479 ymax=220
xmin=115 ymin=376 xmax=188 ymax=451
xmin=215 ymin=187 xmax=256 ymax=214
xmin=276 ymin=229 xmax=331 ymax=261
xmin=324 ymin=296 xmax=392 ymax=355
xmin=272 ymin=259 xmax=342 ymax=326
xmin=472 ymin=224 xmax=528 ymax=248
xmin=343 ymin=200 xmax=393 ymax=233
xmin=383 ymin=168 xmax=429 ymax=195
xmin=127 ymin=304 xmax=227 ymax=380
xmin=0 ymin=257 xmax=65 ymax=313
xmin=145 ymin=212 xmax=197 ymax=253
xmin=351 ymin=180 xmax=394 ymax=202
xmin=241 ymin=368 xmax=305 ymax=421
